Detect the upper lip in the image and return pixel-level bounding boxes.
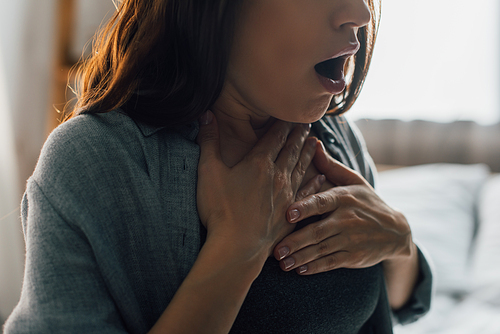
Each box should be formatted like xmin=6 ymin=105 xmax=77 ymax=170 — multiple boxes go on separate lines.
xmin=319 ymin=43 xmax=360 ymax=63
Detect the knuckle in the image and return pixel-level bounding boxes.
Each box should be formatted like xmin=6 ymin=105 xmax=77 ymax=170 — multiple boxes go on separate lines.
xmin=344 ymin=210 xmax=360 ymax=223
xmin=352 ymin=253 xmax=365 ymax=267
xmin=294 ymin=160 xmax=307 ymax=178
xmin=337 ymin=189 xmax=357 ymax=205
xmin=335 ymin=187 xmax=350 ymax=198
xmin=311 ymin=223 xmax=326 ymax=244
xmin=253 ymin=154 xmax=272 ymax=172
xmin=296 ymin=188 xmax=308 ymax=201
xmin=286 ymin=142 xmax=300 ymax=158
xmin=282 ymin=188 xmax=294 ymax=204
xmin=314 ymin=193 xmax=330 ymax=212
xmin=273 ymin=172 xmax=288 ymax=189
xmin=325 ymin=254 xmax=337 ymax=270
xmin=276 ymin=131 xmax=287 ymax=147
xmin=198 ymin=130 xmax=218 ymax=144
xmin=346 ymin=194 xmax=359 ymax=206
xmin=318 ymin=240 xmax=330 ymax=256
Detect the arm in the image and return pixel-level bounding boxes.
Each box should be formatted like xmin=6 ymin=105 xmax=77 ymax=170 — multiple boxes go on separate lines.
xmin=149 ymin=237 xmax=266 ymax=334
xmin=382 ymin=232 xmax=420 ymax=310
xmin=4 ymin=182 xmax=129 ymax=333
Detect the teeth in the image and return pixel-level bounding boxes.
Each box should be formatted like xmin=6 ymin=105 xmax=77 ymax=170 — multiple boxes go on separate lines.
xmin=315 ymin=57 xmax=343 ymax=81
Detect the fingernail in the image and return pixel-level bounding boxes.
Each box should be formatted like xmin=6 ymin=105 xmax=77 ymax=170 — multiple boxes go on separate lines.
xmin=302 ymin=123 xmax=311 ymax=131
xmin=319 ymin=141 xmax=326 ymax=151
xmin=199 ymin=110 xmax=213 ymax=125
xmin=283 ymin=257 xmax=295 ymax=270
xmin=278 ymin=247 xmax=290 ymax=260
xmin=288 ymin=209 xmax=300 ymax=222
xmin=318 ymin=174 xmax=326 ymax=184
xmin=298 ymin=265 xmax=308 ymax=274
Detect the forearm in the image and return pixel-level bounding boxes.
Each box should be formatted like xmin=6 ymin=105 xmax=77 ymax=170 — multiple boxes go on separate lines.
xmin=148 ymin=237 xmax=267 ymax=334
xmin=382 ymin=241 xmax=420 ymax=310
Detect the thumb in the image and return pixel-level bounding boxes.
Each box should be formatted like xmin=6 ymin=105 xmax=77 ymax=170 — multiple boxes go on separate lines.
xmin=313 ymin=141 xmax=369 ymax=187
xmin=197 ymin=110 xmax=223 ymax=167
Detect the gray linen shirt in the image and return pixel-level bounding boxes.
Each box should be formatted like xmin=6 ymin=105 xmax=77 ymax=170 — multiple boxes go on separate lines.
xmin=4 ymin=110 xmax=432 ymax=333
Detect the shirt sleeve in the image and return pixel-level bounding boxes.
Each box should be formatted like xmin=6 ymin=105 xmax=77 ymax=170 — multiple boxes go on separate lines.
xmin=3 ymin=180 xmax=128 ymax=333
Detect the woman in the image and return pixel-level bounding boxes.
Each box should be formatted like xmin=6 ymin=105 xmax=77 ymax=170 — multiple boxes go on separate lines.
xmin=5 ymin=0 xmax=432 ymax=333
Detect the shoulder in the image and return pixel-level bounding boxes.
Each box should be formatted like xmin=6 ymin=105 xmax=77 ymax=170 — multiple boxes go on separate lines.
xmin=31 ymin=110 xmax=200 ymax=206
xmin=36 ymin=112 xmax=137 ymax=173
xmin=41 ymin=110 xmax=145 ymax=160
xmin=31 ymin=111 xmax=157 ymax=204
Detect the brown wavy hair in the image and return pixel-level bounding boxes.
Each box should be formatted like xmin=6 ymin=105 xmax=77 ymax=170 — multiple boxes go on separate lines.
xmin=66 ymin=0 xmax=381 ymax=127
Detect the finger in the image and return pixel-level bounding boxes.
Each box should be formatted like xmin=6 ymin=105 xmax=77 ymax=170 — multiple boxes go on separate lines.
xmin=249 ymin=120 xmax=294 ymax=162
xmin=197 ymin=110 xmax=223 ymax=168
xmin=274 ymin=219 xmax=340 ymax=260
xmin=289 ymin=137 xmax=318 ymax=192
xmin=294 ymin=251 xmax=351 ymax=275
xmin=275 ymin=124 xmax=311 ymax=173
xmin=295 ymin=174 xmax=326 ymax=201
xmin=286 ymin=187 xmax=343 ymax=223
xmin=278 ymin=235 xmax=344 ymax=271
xmin=314 ymin=141 xmax=369 ymax=187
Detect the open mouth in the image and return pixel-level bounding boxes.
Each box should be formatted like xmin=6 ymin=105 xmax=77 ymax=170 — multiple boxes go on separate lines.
xmin=314 ymin=56 xmax=346 ymax=81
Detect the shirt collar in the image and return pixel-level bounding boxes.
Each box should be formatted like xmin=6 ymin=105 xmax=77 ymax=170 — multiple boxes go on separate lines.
xmin=136 ymin=119 xmax=200 ymax=142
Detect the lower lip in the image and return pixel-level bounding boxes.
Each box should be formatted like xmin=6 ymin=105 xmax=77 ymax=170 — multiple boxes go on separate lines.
xmin=316 ymin=73 xmax=346 ymax=95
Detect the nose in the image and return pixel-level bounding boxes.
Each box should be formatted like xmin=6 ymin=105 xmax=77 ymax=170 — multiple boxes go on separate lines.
xmin=330 ymin=0 xmax=372 ymax=30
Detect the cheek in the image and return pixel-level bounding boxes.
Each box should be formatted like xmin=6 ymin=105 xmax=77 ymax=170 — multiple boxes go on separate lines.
xmin=227 ymin=5 xmax=332 ymax=122
xmin=241 ymin=64 xmax=333 ymax=123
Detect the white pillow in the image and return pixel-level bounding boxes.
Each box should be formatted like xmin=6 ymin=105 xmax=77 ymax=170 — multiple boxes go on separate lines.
xmin=470 ymin=174 xmax=500 ymax=302
xmin=376 ymin=164 xmax=490 ymax=294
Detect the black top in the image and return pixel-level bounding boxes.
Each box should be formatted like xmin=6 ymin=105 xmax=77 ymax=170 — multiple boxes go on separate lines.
xmin=203 ymin=116 xmax=394 ymax=333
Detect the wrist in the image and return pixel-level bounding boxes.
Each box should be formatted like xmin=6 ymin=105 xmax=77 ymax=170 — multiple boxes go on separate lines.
xmin=382 ymin=240 xmax=420 ymax=310
xmin=202 ymin=234 xmax=269 ymax=282
xmin=383 ymin=238 xmax=418 ymax=269
xmin=387 ymin=211 xmax=416 ymax=261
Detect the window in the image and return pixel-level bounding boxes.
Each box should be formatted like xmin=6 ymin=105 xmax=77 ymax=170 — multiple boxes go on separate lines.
xmin=350 ymin=0 xmax=500 ymax=125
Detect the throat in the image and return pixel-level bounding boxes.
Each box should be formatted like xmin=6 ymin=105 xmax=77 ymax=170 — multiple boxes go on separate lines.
xmin=218 ymin=134 xmax=256 ymax=168
xmin=210 ymin=100 xmax=275 ymax=167
xmin=215 ymin=117 xmax=271 ymax=167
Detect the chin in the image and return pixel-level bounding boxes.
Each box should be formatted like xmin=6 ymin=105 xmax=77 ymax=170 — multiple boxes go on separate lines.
xmin=297 ymin=100 xmax=331 ymax=124
xmin=271 ymin=96 xmax=332 ymax=124
xmin=278 ymin=110 xmax=326 ymax=124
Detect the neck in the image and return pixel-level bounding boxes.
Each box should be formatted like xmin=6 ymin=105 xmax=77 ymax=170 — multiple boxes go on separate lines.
xmin=211 ymin=92 xmax=275 ymax=167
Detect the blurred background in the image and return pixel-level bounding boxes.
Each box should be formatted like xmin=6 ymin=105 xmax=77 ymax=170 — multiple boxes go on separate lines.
xmin=0 ymin=0 xmax=499 ymax=332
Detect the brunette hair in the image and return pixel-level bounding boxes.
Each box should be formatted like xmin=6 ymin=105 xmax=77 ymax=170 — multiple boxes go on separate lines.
xmin=66 ymin=0 xmax=380 ymax=127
